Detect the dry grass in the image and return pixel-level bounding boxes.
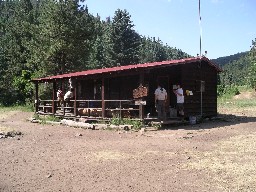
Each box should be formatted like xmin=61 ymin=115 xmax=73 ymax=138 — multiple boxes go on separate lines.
xmin=93 ymin=150 xmax=131 ymax=161
xmin=218 ymin=90 xmax=256 ymax=117
xmin=0 ymin=110 xmax=19 ymax=120
xmin=184 ymin=134 xmax=256 ymax=191
xmin=0 ymin=126 xmax=15 ymax=133
xmin=0 ymin=110 xmax=19 ymax=133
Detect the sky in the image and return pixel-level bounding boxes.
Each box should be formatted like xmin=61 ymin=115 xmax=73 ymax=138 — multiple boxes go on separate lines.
xmin=84 ymin=0 xmax=256 ymax=59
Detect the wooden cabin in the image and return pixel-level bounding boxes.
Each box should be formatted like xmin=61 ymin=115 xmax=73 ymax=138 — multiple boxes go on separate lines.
xmin=32 ymin=57 xmax=222 ymax=120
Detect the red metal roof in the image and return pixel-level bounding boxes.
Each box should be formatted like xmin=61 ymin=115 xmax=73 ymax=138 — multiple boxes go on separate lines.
xmin=32 ymin=57 xmax=222 ymax=82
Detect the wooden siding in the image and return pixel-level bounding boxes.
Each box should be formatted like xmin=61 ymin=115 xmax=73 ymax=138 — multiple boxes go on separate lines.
xmin=181 ymin=61 xmax=217 ymax=117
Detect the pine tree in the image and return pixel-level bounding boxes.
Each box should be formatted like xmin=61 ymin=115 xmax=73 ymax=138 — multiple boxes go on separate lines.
xmin=111 ymin=9 xmax=140 ymax=66
xmin=88 ymin=15 xmax=115 ymax=69
xmin=0 ymin=0 xmax=35 ymax=105
xmin=31 ymin=0 xmax=94 ymax=77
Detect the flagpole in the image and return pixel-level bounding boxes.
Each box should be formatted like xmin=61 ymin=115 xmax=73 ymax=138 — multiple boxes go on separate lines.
xmin=199 ymin=0 xmax=203 ymax=117
xmin=199 ymin=0 xmax=202 ymax=57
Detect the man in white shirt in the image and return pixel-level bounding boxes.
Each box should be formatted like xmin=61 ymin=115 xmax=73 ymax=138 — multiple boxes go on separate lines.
xmin=64 ymin=88 xmax=74 ymax=107
xmin=154 ymin=84 xmax=167 ymax=121
xmin=173 ymin=84 xmax=184 ymax=118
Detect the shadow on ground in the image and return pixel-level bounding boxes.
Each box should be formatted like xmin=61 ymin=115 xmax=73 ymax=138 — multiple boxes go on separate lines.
xmin=160 ymin=113 xmax=256 ymax=131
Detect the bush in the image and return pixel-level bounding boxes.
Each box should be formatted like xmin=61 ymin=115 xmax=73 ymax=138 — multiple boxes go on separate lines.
xmin=217 ymin=85 xmax=240 ymax=98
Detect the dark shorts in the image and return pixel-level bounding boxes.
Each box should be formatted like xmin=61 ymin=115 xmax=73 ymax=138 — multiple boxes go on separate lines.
xmin=177 ymin=103 xmax=184 ymax=111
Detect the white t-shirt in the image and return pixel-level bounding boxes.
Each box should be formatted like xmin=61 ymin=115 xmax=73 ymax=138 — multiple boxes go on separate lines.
xmin=57 ymin=90 xmax=63 ymax=98
xmin=155 ymin=87 xmax=167 ymax=101
xmin=176 ymin=88 xmax=184 ymax=103
xmin=64 ymin=91 xmax=73 ymax=100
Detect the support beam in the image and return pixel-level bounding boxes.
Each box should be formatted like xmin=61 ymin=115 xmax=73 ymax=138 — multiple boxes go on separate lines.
xmin=101 ymin=78 xmax=105 ymax=118
xmin=139 ymin=73 xmax=145 ymax=120
xmin=74 ymin=80 xmax=77 ymax=116
xmin=35 ymin=82 xmax=39 ymax=112
xmin=52 ymin=81 xmax=56 ymax=114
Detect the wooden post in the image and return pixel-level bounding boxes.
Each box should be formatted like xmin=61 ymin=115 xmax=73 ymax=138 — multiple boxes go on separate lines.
xmin=74 ymin=80 xmax=77 ymax=116
xmin=139 ymin=73 xmax=144 ymax=120
xmin=101 ymin=78 xmax=105 ymax=118
xmin=52 ymin=81 xmax=56 ymax=114
xmin=35 ymin=82 xmax=39 ymax=112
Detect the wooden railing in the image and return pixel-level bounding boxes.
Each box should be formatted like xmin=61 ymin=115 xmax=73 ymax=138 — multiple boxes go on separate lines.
xmin=37 ymin=99 xmax=140 ymax=118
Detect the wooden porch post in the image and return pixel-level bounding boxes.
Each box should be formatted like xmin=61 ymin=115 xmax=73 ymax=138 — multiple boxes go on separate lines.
xmin=139 ymin=73 xmax=145 ymax=120
xmin=74 ymin=80 xmax=77 ymax=116
xmin=101 ymin=78 xmax=105 ymax=118
xmin=52 ymin=81 xmax=56 ymax=114
xmin=35 ymin=82 xmax=39 ymax=112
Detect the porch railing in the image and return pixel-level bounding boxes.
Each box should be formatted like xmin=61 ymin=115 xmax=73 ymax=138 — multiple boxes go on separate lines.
xmin=37 ymin=99 xmax=140 ymax=118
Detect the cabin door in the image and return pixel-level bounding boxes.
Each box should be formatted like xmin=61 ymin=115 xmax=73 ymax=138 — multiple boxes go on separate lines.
xmin=157 ymin=76 xmax=170 ymax=108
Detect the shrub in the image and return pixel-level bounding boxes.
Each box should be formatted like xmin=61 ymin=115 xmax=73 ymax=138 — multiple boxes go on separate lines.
xmin=109 ymin=116 xmax=143 ymax=130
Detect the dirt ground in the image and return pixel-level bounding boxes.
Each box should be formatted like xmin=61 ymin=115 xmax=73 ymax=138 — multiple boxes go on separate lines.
xmin=1 ymin=105 xmax=256 ymax=191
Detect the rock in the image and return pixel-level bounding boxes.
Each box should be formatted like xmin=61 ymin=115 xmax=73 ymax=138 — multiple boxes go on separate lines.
xmin=119 ymin=125 xmax=132 ymax=131
xmin=94 ymin=124 xmax=108 ymax=130
xmin=31 ymin=119 xmax=40 ymax=123
xmin=45 ymin=121 xmax=61 ymax=125
xmin=16 ymin=131 xmax=22 ymax=135
xmin=75 ymin=133 xmax=82 ymax=137
xmin=109 ymin=125 xmax=119 ymax=130
xmin=6 ymin=131 xmax=15 ymax=137
xmin=139 ymin=128 xmax=145 ymax=135
xmin=0 ymin=135 xmax=5 ymax=139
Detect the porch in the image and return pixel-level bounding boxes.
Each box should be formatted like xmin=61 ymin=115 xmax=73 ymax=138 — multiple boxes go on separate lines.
xmin=36 ymin=99 xmax=184 ymax=125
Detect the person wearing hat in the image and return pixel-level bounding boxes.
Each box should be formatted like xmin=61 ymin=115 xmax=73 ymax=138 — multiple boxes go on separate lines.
xmin=154 ymin=84 xmax=167 ymax=121
xmin=173 ymin=84 xmax=184 ymax=119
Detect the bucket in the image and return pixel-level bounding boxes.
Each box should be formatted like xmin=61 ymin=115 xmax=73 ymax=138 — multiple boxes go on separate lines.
xmin=169 ymin=107 xmax=177 ymax=117
xmin=189 ymin=116 xmax=197 ymax=125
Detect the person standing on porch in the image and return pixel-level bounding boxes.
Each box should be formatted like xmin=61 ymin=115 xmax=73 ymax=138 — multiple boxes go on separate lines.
xmin=173 ymin=84 xmax=184 ymax=119
xmin=154 ymin=84 xmax=167 ymax=121
xmin=64 ymin=88 xmax=74 ymax=107
xmin=57 ymin=88 xmax=64 ymax=107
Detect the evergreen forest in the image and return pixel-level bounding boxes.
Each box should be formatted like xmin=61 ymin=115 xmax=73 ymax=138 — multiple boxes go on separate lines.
xmin=0 ymin=0 xmax=255 ymax=106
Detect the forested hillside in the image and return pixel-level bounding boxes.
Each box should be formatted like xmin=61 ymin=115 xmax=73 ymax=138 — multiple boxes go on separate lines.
xmin=212 ymin=47 xmax=255 ymax=96
xmin=0 ymin=0 xmax=189 ymax=105
xmin=212 ymin=52 xmax=248 ymax=68
xmin=212 ymin=52 xmax=250 ymax=85
xmin=0 ymin=0 xmax=255 ymax=106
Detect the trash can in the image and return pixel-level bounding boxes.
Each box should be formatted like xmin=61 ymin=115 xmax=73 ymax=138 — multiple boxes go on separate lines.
xmin=189 ymin=116 xmax=197 ymax=125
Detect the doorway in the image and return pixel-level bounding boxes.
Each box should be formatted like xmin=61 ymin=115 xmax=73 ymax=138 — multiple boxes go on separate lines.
xmin=157 ymin=76 xmax=170 ymax=108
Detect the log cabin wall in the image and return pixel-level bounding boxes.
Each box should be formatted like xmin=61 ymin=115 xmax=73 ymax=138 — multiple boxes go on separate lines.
xmin=181 ymin=60 xmax=218 ymax=117
xmin=79 ymin=79 xmax=94 ymax=99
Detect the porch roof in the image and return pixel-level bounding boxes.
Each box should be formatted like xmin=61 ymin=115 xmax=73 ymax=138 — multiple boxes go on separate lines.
xmin=32 ymin=57 xmax=222 ymax=82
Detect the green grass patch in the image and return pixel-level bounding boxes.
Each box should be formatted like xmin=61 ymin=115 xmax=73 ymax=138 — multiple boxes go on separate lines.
xmin=218 ymin=87 xmax=256 ymax=109
xmin=218 ymin=98 xmax=256 ymax=109
xmin=0 ymin=104 xmax=34 ymax=112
